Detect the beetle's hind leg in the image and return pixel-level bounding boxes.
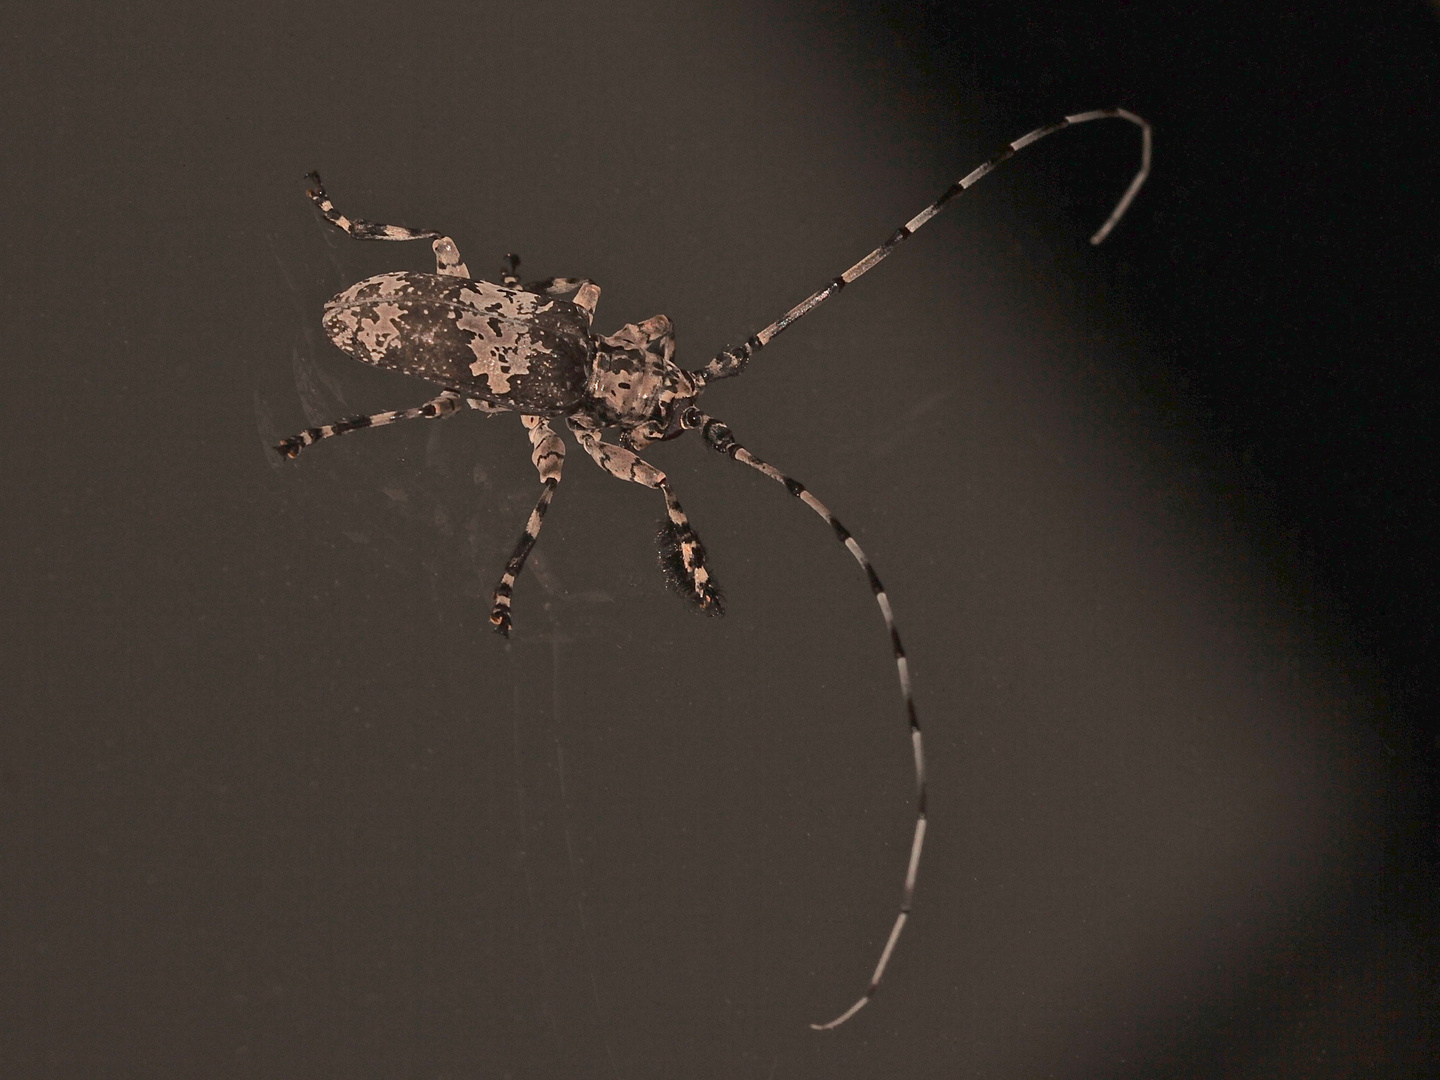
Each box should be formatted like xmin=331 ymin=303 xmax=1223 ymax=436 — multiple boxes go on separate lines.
xmin=304 ymin=172 xmax=469 ymax=277
xmin=304 ymin=171 xmax=440 ymax=241
xmin=489 ymin=416 xmax=566 ymax=637
xmin=275 ymin=390 xmax=466 ymax=459
xmin=566 ymin=415 xmax=722 ymax=614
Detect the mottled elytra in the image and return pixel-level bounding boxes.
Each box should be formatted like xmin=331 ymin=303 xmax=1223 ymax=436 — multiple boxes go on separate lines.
xmin=277 ymin=110 xmax=1151 ymax=1030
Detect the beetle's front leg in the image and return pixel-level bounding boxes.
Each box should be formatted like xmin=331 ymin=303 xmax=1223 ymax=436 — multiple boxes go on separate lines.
xmin=489 ymin=416 xmax=566 ymax=637
xmin=305 ymin=172 xmax=469 ymax=277
xmin=566 ymin=414 xmax=722 ymax=614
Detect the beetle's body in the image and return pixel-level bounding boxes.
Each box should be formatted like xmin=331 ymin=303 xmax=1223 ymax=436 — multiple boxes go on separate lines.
xmin=277 ymin=111 xmax=1150 ymax=1033
xmin=324 ymin=271 xmax=595 ymax=413
xmin=322 ymin=269 xmax=703 ymax=444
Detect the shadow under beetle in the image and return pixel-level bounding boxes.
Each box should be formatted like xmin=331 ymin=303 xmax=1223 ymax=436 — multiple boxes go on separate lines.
xmin=277 ymin=109 xmax=1151 ymax=1030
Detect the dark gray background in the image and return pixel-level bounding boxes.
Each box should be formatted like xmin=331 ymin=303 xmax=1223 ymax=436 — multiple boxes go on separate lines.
xmin=3 ymin=2 xmax=1436 ymax=1077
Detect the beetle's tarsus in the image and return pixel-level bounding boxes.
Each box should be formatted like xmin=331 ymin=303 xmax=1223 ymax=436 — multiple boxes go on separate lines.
xmin=657 ymin=518 xmax=724 ymax=616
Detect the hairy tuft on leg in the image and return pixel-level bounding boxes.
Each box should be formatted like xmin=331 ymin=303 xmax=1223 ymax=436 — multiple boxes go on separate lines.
xmin=656 ymin=515 xmax=724 ymax=616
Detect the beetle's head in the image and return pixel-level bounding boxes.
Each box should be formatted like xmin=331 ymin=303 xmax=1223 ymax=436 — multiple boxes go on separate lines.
xmin=590 ymin=315 xmax=707 ymax=450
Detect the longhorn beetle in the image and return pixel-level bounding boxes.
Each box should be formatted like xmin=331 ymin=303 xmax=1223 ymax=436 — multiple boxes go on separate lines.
xmin=277 ymin=109 xmax=1151 ymax=1030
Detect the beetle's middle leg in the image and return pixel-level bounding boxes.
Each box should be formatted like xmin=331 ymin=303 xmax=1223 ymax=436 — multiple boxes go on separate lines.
xmin=489 ymin=416 xmax=566 ymax=637
xmin=566 ymin=415 xmax=723 ymax=614
xmin=525 ymin=278 xmax=601 ymax=319
xmin=501 ymin=253 xmax=522 ymax=286
xmin=305 ymin=172 xmax=470 ymax=277
xmin=275 ymin=390 xmax=467 ymax=459
xmin=499 ymin=255 xmax=601 ymax=320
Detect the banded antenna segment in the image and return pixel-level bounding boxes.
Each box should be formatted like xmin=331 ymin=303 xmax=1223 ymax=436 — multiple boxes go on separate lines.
xmin=696 ymin=108 xmax=1151 ymax=382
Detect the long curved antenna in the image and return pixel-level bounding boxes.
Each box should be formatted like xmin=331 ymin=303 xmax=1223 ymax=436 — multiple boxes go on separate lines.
xmin=681 ymin=407 xmax=926 ymax=1031
xmin=697 ymin=108 xmax=1151 ymax=382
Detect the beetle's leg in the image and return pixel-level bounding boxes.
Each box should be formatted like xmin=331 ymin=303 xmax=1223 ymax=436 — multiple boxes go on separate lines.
xmin=679 ymin=407 xmax=924 ymax=1031
xmin=430 ymin=236 xmax=470 ymax=278
xmin=506 ymin=260 xmax=601 ymax=324
xmin=465 ymin=397 xmax=509 ymax=415
xmin=501 ymin=253 xmax=522 ymax=286
xmin=566 ymin=414 xmax=722 ymax=613
xmin=274 ymin=390 xmax=465 ymax=459
xmin=305 ymin=171 xmax=442 ymax=242
xmin=304 ymin=171 xmax=469 ymax=276
xmin=489 ymin=416 xmax=566 ymax=637
xmin=522 ymin=277 xmax=602 ymax=322
xmin=505 ymin=258 xmax=602 ymax=321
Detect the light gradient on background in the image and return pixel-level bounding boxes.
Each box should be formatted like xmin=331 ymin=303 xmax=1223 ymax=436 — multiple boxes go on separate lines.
xmin=1 ymin=2 xmax=1427 ymax=1078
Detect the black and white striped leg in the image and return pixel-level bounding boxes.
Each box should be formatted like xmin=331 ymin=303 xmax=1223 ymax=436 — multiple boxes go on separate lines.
xmin=274 ymin=390 xmax=466 ymax=459
xmin=490 ymin=416 xmax=566 ymax=637
xmin=682 ymin=408 xmax=925 ymax=1031
xmin=522 ymin=277 xmax=602 ymax=322
xmin=430 ymin=236 xmax=470 ymax=278
xmin=304 ymin=171 xmax=469 ymax=277
xmin=497 ymin=253 xmax=602 ymax=321
xmin=567 ymin=415 xmax=722 ymax=614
